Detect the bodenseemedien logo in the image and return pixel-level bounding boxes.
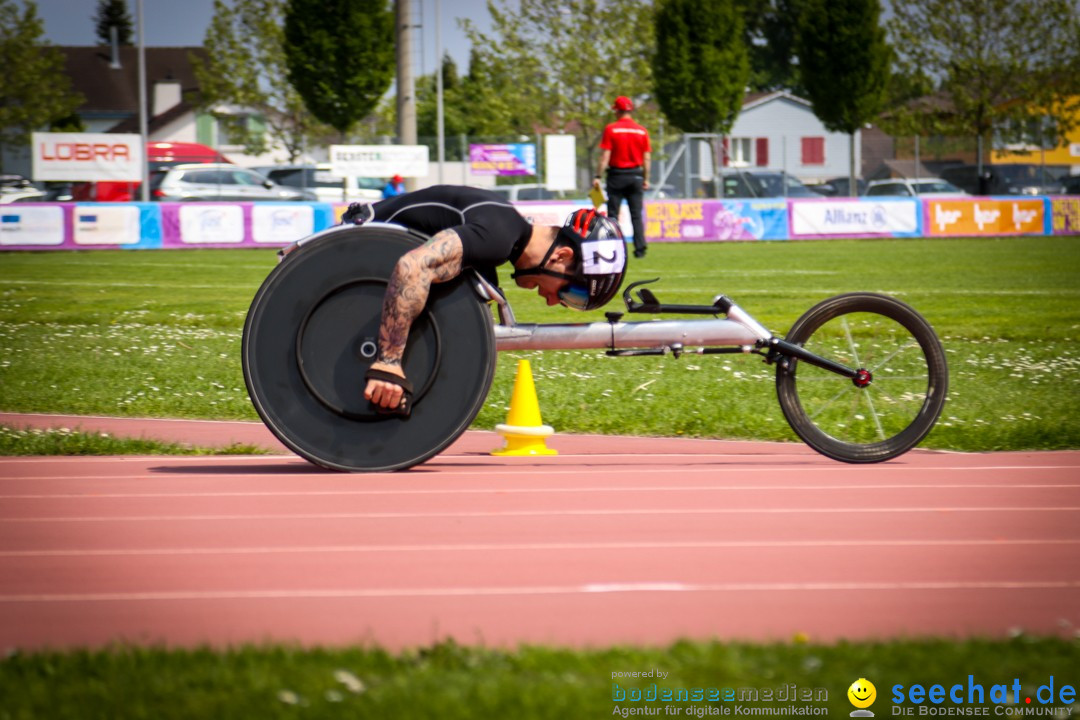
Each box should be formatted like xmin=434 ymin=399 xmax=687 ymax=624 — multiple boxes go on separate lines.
xmin=849 ymin=678 xmax=878 ymax=717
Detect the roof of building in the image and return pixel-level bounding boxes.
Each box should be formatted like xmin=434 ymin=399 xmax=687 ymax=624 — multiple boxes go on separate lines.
xmin=741 ymin=90 xmax=812 ymax=111
xmin=56 ymin=45 xmax=207 ymax=126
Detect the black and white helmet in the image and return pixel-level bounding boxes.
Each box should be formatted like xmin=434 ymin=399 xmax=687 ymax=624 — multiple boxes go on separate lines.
xmin=550 ymin=209 xmax=629 ymax=310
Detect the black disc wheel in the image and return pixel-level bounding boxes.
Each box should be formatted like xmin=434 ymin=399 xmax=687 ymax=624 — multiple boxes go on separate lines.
xmin=242 ymin=225 xmax=496 ymax=472
xmin=775 ymin=292 xmax=948 ymax=463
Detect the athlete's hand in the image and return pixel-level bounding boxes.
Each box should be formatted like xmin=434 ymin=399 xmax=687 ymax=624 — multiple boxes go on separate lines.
xmin=364 ymin=361 xmax=407 ymax=409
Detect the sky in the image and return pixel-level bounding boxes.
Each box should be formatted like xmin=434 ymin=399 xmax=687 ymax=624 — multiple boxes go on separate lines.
xmin=36 ymin=0 xmax=495 ymax=76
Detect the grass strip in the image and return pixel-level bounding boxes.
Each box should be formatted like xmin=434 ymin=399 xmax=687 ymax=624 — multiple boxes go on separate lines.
xmin=1 ymin=637 xmax=1077 ymax=719
xmin=0 ymin=424 xmax=269 ymax=456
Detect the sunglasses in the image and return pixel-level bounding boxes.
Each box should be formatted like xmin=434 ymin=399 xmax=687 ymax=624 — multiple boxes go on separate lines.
xmin=557 ymin=282 xmax=591 ymax=310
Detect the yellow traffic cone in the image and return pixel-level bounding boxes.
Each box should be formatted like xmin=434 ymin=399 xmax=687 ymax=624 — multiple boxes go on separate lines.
xmin=491 ymin=359 xmax=558 ymax=456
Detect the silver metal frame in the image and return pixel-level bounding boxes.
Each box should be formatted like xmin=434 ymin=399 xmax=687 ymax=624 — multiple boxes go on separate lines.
xmin=473 ymin=274 xmax=773 ymax=355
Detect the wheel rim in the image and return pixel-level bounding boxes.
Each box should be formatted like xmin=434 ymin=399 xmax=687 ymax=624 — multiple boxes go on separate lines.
xmin=787 ymin=310 xmax=934 ymax=447
xmin=295 ymin=278 xmax=442 ymax=421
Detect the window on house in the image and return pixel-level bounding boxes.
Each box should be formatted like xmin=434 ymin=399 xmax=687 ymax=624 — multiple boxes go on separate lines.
xmin=729 ymin=137 xmax=752 ymax=167
xmin=801 ymin=137 xmax=825 ymax=165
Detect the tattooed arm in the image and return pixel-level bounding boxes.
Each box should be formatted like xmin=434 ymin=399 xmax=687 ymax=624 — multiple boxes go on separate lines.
xmin=364 ymin=229 xmax=465 ymax=409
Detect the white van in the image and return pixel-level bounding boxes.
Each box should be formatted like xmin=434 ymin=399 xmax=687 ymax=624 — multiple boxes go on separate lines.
xmin=489 ymin=183 xmax=564 ymax=202
xmin=257 ymin=164 xmax=384 ymax=203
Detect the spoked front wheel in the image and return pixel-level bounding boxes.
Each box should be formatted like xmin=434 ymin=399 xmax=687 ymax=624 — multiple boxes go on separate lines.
xmin=775 ymin=293 xmax=948 ymax=463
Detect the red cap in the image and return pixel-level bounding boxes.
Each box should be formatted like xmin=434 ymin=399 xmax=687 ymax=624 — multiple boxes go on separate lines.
xmin=392 ymin=174 xmax=403 ymax=184
xmin=612 ymin=96 xmax=633 ymax=111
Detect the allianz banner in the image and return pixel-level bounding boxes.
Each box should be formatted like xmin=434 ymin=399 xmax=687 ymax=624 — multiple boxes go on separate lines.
xmin=790 ymin=199 xmax=920 ymax=238
xmin=32 ymin=132 xmax=143 ymax=182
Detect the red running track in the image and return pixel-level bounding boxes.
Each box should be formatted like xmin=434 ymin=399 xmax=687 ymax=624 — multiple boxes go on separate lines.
xmin=1 ymin=413 xmax=1078 ymax=651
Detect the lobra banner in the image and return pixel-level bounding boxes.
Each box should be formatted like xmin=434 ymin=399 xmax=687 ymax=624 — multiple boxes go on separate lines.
xmin=31 ymin=132 xmax=143 ymax=182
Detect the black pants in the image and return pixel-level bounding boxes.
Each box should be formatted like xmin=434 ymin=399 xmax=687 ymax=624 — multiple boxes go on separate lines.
xmin=606 ymin=170 xmax=647 ymax=255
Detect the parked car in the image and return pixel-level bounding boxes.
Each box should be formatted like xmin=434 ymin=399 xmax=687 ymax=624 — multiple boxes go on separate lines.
xmin=939 ymin=163 xmax=1067 ymax=196
xmin=0 ymin=188 xmax=46 ymax=203
xmin=257 ymin=164 xmax=383 ymax=203
xmin=811 ymin=176 xmax=868 ymax=197
xmin=648 ymin=183 xmax=680 ymax=199
xmin=148 ymin=164 xmax=315 ymax=202
xmin=864 ymin=178 xmax=968 ymax=197
xmin=0 ymin=174 xmax=33 ymax=191
xmin=0 ymin=174 xmax=45 ymax=203
xmin=489 ymin=183 xmax=565 ymax=202
xmin=720 ymin=171 xmax=820 ymax=198
xmin=73 ymin=141 xmax=231 ymax=201
xmin=1058 ymin=175 xmax=1080 ymax=194
xmin=41 ymin=182 xmax=74 ymax=201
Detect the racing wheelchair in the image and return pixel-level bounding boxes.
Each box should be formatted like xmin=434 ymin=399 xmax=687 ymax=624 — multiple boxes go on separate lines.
xmin=242 ymin=224 xmax=948 ymax=472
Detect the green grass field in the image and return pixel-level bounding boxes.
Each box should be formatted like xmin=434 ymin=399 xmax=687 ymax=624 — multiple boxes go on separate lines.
xmin=2 ymin=637 xmax=1078 ymax=719
xmin=1 ymin=236 xmax=1077 ymax=452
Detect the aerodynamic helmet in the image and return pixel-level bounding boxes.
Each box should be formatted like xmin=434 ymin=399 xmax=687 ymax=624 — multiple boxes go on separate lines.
xmin=511 ymin=208 xmax=628 ymax=311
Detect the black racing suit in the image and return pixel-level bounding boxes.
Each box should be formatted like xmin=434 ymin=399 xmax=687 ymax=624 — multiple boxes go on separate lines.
xmin=368 ymin=185 xmax=533 ymax=288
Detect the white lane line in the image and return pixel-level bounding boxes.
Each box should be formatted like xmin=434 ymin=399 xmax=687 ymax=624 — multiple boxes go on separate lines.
xmin=3 ymin=506 xmax=1079 ymax=523
xmin=3 ymin=483 xmax=1079 ymax=499
xmin=2 ymin=538 xmax=1077 ymax=558
xmin=2 ymin=580 xmax=1078 ymax=603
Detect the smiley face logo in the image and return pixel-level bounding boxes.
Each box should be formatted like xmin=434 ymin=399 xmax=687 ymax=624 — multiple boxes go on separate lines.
xmin=848 ymin=678 xmax=877 ymax=709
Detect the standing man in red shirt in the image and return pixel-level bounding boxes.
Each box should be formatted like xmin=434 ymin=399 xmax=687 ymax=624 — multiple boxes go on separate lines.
xmin=593 ymin=95 xmax=652 ymax=258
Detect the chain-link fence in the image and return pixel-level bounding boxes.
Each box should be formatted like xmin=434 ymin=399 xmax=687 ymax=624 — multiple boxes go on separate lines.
xmin=867 ymin=133 xmax=1073 ymax=195
xmin=387 ymin=130 xmax=1078 ymax=198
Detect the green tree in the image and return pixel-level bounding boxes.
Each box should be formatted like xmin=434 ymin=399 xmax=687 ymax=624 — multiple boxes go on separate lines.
xmin=462 ymin=0 xmax=656 ymax=183
xmin=875 ymin=63 xmax=942 ymax=138
xmin=94 ymin=0 xmax=133 ymax=46
xmin=653 ymin=0 xmax=748 ymax=136
xmin=0 ymin=0 xmax=84 ymax=168
xmin=194 ymin=0 xmax=332 ymax=159
xmin=283 ymin=0 xmax=394 ymax=138
xmin=653 ymin=0 xmax=748 ymax=192
xmin=795 ymin=0 xmax=890 ymax=194
xmin=888 ymin=0 xmax=1080 ymax=165
xmin=415 ymin=54 xmax=472 ymax=160
xmin=740 ymin=0 xmax=805 ymax=95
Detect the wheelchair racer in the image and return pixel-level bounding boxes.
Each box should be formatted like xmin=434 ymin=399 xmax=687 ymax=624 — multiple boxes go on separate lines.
xmin=340 ymin=185 xmax=628 ymax=413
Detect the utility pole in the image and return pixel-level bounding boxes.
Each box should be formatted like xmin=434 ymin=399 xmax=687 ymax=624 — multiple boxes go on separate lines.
xmin=396 ymin=0 xmax=418 ymax=190
xmin=136 ymin=0 xmax=148 ymax=201
xmin=435 ymin=0 xmax=444 ymax=184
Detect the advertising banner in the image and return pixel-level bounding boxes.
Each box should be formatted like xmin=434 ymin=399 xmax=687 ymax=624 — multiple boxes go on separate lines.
xmin=72 ymin=205 xmax=141 ymax=245
xmin=31 ymin=132 xmax=143 ymax=182
xmin=328 ymin=145 xmax=429 ymax=178
xmin=0 ymin=206 xmax=65 ymax=246
xmin=926 ymin=199 xmax=1045 ymax=235
xmin=468 ymin=144 xmax=537 ymax=176
xmin=644 ymin=200 xmax=788 ymax=242
xmin=790 ymin=199 xmax=919 ymax=238
xmin=251 ymin=204 xmax=316 ymax=244
xmin=1050 ymin=197 xmax=1080 ymax=234
xmin=544 ymin=134 xmax=577 ymax=191
xmin=175 ymin=204 xmax=246 ymax=245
